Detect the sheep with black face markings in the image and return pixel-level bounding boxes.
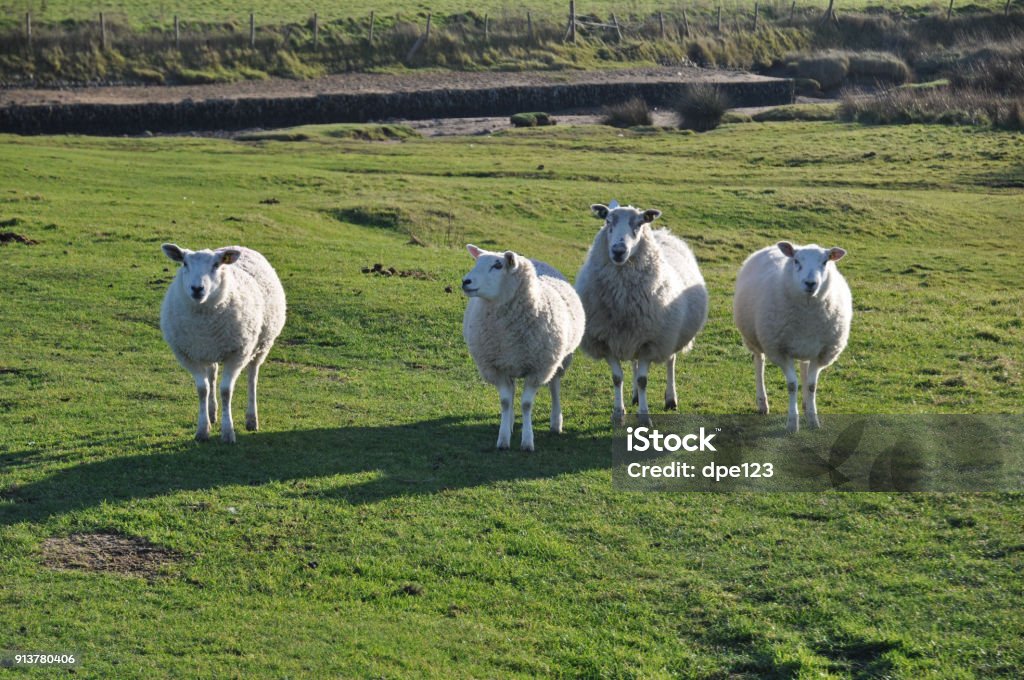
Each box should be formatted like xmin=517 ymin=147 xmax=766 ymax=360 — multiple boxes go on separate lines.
xmin=160 ymin=244 xmax=286 ymax=443
xmin=461 ymin=244 xmax=584 ymax=452
xmin=733 ymin=241 xmax=852 ymax=433
xmin=575 ymin=203 xmax=709 ymax=425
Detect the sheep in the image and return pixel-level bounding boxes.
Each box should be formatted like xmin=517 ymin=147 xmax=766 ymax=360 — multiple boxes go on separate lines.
xmin=160 ymin=244 xmax=286 ymax=443
xmin=732 ymin=241 xmax=852 ymax=433
xmin=575 ymin=203 xmax=709 ymax=426
xmin=461 ymin=244 xmax=585 ymax=452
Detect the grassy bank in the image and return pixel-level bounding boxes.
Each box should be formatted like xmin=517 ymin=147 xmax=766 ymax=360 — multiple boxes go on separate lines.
xmin=1 ymin=121 xmax=1022 ymax=677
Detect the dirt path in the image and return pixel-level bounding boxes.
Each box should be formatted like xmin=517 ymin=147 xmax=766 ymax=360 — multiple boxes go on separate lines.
xmin=0 ymin=67 xmax=780 ymax=107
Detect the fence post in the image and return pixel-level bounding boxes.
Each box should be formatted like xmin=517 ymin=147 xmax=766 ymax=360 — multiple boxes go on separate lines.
xmin=658 ymin=11 xmax=666 ymax=39
xmin=568 ymin=0 xmax=576 ymax=44
xmin=368 ymin=11 xmax=375 ymax=43
xmin=406 ymin=14 xmax=430 ymax=60
xmin=946 ymin=0 xmax=954 ymax=19
xmin=1006 ymin=0 xmax=1012 ymax=15
xmin=790 ymin=1 xmax=796 ymax=21
xmin=25 ymin=11 xmax=32 ymax=51
xmin=717 ymin=5 xmax=722 ymax=32
xmin=313 ymin=12 xmax=319 ymax=49
xmin=100 ymin=12 xmax=107 ymax=50
xmin=527 ymin=11 xmax=533 ymax=43
xmin=682 ymin=7 xmax=690 ymax=37
xmin=484 ymin=14 xmax=490 ymax=42
xmin=611 ymin=13 xmax=622 ymax=41
xmin=174 ymin=15 xmax=180 ymax=50
xmin=753 ymin=0 xmax=760 ymax=30
xmin=821 ymin=0 xmax=836 ymax=24
xmin=249 ymin=13 xmax=256 ymax=48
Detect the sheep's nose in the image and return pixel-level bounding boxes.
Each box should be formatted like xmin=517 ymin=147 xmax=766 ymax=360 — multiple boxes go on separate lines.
xmin=611 ymin=244 xmax=627 ymax=262
xmin=191 ymin=285 xmax=205 ymax=299
xmin=462 ymin=278 xmax=472 ymax=288
xmin=803 ymin=281 xmax=816 ymax=292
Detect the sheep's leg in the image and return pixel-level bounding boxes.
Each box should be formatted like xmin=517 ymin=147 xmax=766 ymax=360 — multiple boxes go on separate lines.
xmin=218 ymin=356 xmax=247 ymax=444
xmin=630 ymin=360 xmax=639 ymax=406
xmin=609 ymin=359 xmax=626 ymax=427
xmin=521 ymin=382 xmax=540 ymax=452
xmin=496 ymin=377 xmax=515 ymax=450
xmin=190 ymin=367 xmax=212 ymax=441
xmin=665 ymin=353 xmax=678 ymax=410
xmin=803 ymin=360 xmax=823 ymax=429
xmin=207 ymin=364 xmax=219 ymax=424
xmin=754 ymin=353 xmax=769 ymax=415
xmin=246 ymin=351 xmax=269 ymax=432
xmin=549 ymin=373 xmax=563 ymax=434
xmin=636 ymin=359 xmax=652 ymax=426
xmin=781 ymin=359 xmax=800 ymax=433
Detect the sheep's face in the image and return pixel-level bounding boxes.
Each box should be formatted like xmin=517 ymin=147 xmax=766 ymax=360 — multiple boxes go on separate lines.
xmin=162 ymin=244 xmax=241 ymax=305
xmin=591 ymin=204 xmax=661 ymax=266
xmin=462 ymin=244 xmax=520 ymax=301
xmin=777 ymin=242 xmax=846 ymax=297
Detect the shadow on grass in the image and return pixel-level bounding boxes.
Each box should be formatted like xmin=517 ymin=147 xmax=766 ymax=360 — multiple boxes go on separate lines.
xmin=0 ymin=417 xmax=610 ymax=526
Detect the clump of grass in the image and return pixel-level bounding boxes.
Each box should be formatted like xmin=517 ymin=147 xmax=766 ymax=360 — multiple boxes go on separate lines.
xmin=785 ymin=50 xmax=910 ymax=91
xmin=839 ymin=86 xmax=1024 ymax=131
xmin=751 ymin=103 xmax=839 ymax=122
xmin=510 ymin=112 xmax=556 ymax=128
xmin=675 ymin=84 xmax=729 ymax=132
xmin=600 ymin=97 xmax=653 ymax=128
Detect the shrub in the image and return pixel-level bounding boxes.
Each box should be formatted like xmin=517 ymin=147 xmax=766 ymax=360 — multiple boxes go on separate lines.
xmin=752 ymin=103 xmax=839 ymax=122
xmin=848 ymin=51 xmax=912 ymax=84
xmin=839 ymin=86 xmax=1024 ymax=131
xmin=792 ymin=52 xmax=849 ymax=90
xmin=510 ymin=112 xmax=556 ymax=127
xmin=675 ymin=84 xmax=729 ymax=132
xmin=600 ymin=97 xmax=653 ymax=128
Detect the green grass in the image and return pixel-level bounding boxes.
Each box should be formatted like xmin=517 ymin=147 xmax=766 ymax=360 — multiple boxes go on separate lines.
xmin=1 ymin=121 xmax=1023 ymax=677
xmin=2 ymin=0 xmax=1014 ymax=28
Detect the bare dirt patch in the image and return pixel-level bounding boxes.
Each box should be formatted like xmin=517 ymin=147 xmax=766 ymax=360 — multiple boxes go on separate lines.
xmin=40 ymin=532 xmax=182 ymax=578
xmin=0 ymin=231 xmax=37 ymax=245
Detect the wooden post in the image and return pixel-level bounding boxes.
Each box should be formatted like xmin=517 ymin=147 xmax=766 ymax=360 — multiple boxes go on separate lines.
xmin=611 ymin=13 xmax=622 ymax=41
xmin=790 ymin=1 xmax=796 ymax=21
xmin=249 ymin=13 xmax=255 ymax=48
xmin=753 ymin=0 xmax=760 ymax=30
xmin=682 ymin=8 xmax=690 ymax=37
xmin=658 ymin=11 xmax=666 ymax=39
xmin=527 ymin=11 xmax=533 ymax=42
xmin=174 ymin=15 xmax=180 ymax=50
xmin=100 ymin=12 xmax=107 ymax=50
xmin=1006 ymin=0 xmax=1012 ymax=15
xmin=821 ymin=0 xmax=836 ymax=24
xmin=425 ymin=13 xmax=432 ymax=43
xmin=717 ymin=5 xmax=722 ymax=31
xmin=406 ymin=14 xmax=431 ymax=60
xmin=484 ymin=14 xmax=490 ymax=42
xmin=368 ymin=11 xmax=375 ymax=43
xmin=313 ymin=12 xmax=319 ymax=49
xmin=25 ymin=11 xmax=31 ymax=51
xmin=946 ymin=0 xmax=954 ymax=19
xmin=568 ymin=0 xmax=576 ymax=44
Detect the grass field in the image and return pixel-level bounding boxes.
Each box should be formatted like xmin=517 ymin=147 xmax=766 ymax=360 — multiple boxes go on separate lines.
xmin=1 ymin=120 xmax=1023 ymax=677
xmin=1 ymin=0 xmax=1007 ymax=28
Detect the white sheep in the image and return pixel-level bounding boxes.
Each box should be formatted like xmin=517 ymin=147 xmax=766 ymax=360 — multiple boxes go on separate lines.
xmin=160 ymin=244 xmax=286 ymax=443
xmin=733 ymin=241 xmax=852 ymax=433
xmin=575 ymin=203 xmax=709 ymax=425
xmin=461 ymin=244 xmax=585 ymax=451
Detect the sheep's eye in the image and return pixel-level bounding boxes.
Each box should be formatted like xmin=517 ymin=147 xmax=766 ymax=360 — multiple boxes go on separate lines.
xmin=492 ymin=262 xmax=503 ymax=270
xmin=794 ymin=262 xmax=802 ymax=271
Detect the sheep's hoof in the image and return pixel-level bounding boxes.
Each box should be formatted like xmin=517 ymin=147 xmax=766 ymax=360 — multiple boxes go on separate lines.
xmin=757 ymin=402 xmax=769 ymax=416
xmin=221 ymin=430 xmax=237 ymax=444
xmin=665 ymin=399 xmax=677 ymax=411
xmin=611 ymin=410 xmax=626 ymax=428
xmin=245 ymin=416 xmax=258 ymax=431
xmin=521 ymin=442 xmax=535 ymax=452
xmin=195 ymin=430 xmax=210 ymax=442
xmin=637 ymin=413 xmax=652 ymax=427
xmin=806 ymin=417 xmax=821 ymax=430
xmin=496 ymin=441 xmax=511 ymax=451
xmin=786 ymin=417 xmax=799 ymax=434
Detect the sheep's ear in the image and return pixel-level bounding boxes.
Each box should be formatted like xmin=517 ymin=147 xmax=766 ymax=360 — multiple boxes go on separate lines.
xmin=218 ymin=249 xmax=241 ymax=265
xmin=162 ymin=243 xmax=186 ymax=262
xmin=828 ymin=247 xmax=847 ymax=262
xmin=466 ymin=244 xmax=483 ymax=260
xmin=777 ymin=242 xmax=796 ymax=258
xmin=642 ymin=209 xmax=662 ymax=224
xmin=591 ymin=204 xmax=609 ymax=220
xmin=503 ymin=251 xmax=519 ymax=270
